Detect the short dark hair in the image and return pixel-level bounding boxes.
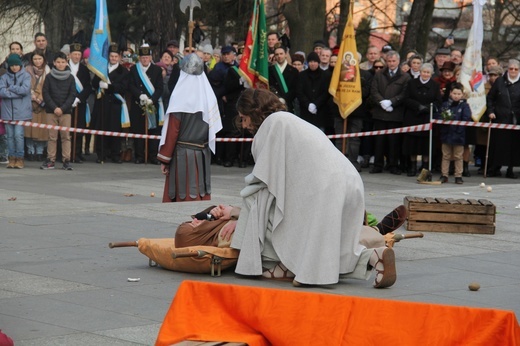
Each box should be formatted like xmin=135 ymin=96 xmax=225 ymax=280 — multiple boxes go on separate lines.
xmin=9 ymin=41 xmax=23 ymax=51
xmin=53 ymin=52 xmax=68 ymax=61
xmin=450 ymin=82 xmax=464 ymax=92
xmin=161 ymin=50 xmax=175 ymax=60
xmin=34 ymin=32 xmax=47 ymax=40
xmin=267 ymin=31 xmax=279 ymax=39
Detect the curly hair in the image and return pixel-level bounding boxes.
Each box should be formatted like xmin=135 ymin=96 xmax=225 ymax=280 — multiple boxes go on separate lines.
xmin=235 ymin=88 xmax=287 ymax=134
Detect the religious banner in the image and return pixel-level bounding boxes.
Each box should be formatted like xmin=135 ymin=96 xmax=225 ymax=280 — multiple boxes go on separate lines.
xmin=238 ymin=0 xmax=269 ymax=89
xmin=459 ymin=0 xmax=487 ymax=121
xmin=87 ymin=0 xmax=111 ymax=83
xmin=328 ymin=3 xmax=362 ymax=119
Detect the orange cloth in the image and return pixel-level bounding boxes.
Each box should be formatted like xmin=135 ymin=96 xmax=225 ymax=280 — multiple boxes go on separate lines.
xmin=156 ymin=280 xmax=520 ymax=346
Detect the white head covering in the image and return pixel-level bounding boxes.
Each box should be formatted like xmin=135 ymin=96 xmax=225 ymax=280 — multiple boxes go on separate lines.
xmin=160 ymin=54 xmax=222 ymax=153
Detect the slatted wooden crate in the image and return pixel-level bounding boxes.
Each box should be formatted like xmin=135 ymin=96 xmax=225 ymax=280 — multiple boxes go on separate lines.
xmin=404 ymin=196 xmax=496 ymax=234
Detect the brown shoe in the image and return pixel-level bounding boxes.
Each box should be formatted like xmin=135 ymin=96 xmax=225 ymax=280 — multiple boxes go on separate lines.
xmin=14 ymin=157 xmax=24 ymax=169
xmin=6 ymin=156 xmax=15 ymax=168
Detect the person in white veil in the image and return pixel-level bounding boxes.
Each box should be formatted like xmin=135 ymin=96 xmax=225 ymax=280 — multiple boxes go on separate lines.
xmin=157 ymin=53 xmax=222 ymax=202
xmin=230 ymin=88 xmax=397 ymax=288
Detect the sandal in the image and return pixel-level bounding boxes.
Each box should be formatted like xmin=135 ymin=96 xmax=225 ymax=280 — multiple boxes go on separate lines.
xmin=376 ymin=205 xmax=407 ymax=235
xmin=262 ymin=263 xmax=295 ymax=280
xmin=371 ymin=247 xmax=397 ymax=288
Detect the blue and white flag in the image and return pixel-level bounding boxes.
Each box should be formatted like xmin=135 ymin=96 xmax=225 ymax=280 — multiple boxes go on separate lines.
xmin=87 ymin=0 xmax=111 ymax=83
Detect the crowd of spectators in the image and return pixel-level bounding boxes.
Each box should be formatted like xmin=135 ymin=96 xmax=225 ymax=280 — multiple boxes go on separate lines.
xmin=0 ymin=31 xmax=519 ymax=180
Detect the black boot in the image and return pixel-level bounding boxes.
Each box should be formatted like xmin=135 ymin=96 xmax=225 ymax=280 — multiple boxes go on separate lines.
xmin=407 ymin=163 xmax=417 ymax=177
xmin=462 ymin=161 xmax=471 ymax=177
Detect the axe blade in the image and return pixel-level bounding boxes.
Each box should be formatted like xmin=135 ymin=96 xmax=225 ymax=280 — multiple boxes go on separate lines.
xmin=180 ymin=0 xmax=201 ymax=14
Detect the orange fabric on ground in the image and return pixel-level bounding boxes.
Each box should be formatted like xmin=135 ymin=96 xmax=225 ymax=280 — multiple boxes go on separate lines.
xmin=156 ymin=281 xmax=520 ymax=346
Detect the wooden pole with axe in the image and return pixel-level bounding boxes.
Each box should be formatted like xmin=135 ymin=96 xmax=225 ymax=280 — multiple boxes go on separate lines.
xmin=180 ymin=0 xmax=201 ymax=52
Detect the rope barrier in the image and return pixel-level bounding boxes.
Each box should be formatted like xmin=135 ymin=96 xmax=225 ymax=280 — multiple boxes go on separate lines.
xmin=1 ymin=118 xmax=519 ymax=142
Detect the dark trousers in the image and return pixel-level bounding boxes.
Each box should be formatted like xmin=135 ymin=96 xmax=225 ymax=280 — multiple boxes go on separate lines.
xmin=373 ymin=119 xmax=402 ymax=170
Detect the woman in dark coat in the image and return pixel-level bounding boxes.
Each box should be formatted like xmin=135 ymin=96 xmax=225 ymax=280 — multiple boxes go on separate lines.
xmin=486 ymin=59 xmax=520 ymax=178
xmin=402 ymin=63 xmax=442 ymax=176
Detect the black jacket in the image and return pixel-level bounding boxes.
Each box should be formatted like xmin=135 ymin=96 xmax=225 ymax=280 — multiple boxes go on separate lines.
xmin=42 ymin=68 xmax=77 ymax=114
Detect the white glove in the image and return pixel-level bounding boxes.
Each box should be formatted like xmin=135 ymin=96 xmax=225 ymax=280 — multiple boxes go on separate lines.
xmin=380 ymin=99 xmax=392 ymax=110
xmin=308 ymin=103 xmax=318 ymax=114
xmin=386 ymin=106 xmax=394 ymax=112
xmin=99 ymin=81 xmax=109 ymax=89
xmin=72 ymin=97 xmax=80 ymax=107
xmin=139 ymin=94 xmax=150 ymax=105
xmin=239 ymin=76 xmax=251 ymax=89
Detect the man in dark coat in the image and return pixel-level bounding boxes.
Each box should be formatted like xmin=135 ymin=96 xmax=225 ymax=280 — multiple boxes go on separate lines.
xmin=69 ymin=43 xmax=93 ymax=163
xmin=269 ymin=45 xmax=299 ymax=113
xmin=208 ymin=45 xmax=238 ymax=167
xmin=128 ymin=45 xmax=164 ymax=164
xmin=369 ymin=50 xmax=410 ymax=175
xmin=91 ymin=44 xmax=129 ymax=163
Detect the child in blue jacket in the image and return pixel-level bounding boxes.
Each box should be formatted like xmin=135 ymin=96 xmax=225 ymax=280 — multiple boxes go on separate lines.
xmin=0 ymin=54 xmax=32 ymax=168
xmin=436 ymin=82 xmax=472 ymax=184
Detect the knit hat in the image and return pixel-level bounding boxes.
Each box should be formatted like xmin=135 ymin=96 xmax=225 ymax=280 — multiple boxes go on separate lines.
xmin=202 ymin=44 xmax=213 ymax=54
xmin=7 ymin=54 xmax=22 ymax=67
xmin=307 ymin=51 xmax=320 ymax=63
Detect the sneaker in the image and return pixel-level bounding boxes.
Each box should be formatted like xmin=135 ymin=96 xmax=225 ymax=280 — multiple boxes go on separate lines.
xmin=0 ymin=157 xmax=8 ymax=164
xmin=62 ymin=161 xmax=73 ymax=171
xmin=439 ymin=175 xmax=448 ymax=183
xmin=40 ymin=160 xmax=55 ymax=170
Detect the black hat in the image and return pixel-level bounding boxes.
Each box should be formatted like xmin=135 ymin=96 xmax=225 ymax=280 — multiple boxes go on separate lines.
xmin=167 ymin=40 xmax=179 ymax=48
xmin=435 ymin=47 xmax=451 ymax=56
xmin=382 ymin=45 xmax=393 ymax=53
xmin=109 ymin=43 xmax=119 ymax=54
xmin=70 ymin=42 xmax=82 ymax=53
xmin=221 ymin=46 xmax=236 ymax=54
xmin=313 ymin=40 xmax=326 ymax=49
xmin=138 ymin=45 xmax=152 ymax=56
xmin=307 ymin=51 xmax=320 ymax=63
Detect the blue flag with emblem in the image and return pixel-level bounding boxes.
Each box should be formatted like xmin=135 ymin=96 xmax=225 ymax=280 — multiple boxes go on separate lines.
xmin=87 ymin=0 xmax=111 ymax=84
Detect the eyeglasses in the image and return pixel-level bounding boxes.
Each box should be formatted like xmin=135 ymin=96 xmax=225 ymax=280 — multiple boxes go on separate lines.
xmin=184 ymin=49 xmax=196 ymax=53
xmin=374 ymin=66 xmax=384 ymax=69
xmin=509 ymin=68 xmax=519 ymax=71
xmin=123 ymin=54 xmax=132 ymax=58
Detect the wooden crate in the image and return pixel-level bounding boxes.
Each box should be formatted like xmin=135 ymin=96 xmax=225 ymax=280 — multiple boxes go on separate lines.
xmin=404 ymin=196 xmax=496 ymax=234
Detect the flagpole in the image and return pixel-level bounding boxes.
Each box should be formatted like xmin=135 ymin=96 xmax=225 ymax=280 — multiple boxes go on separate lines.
xmin=145 ymin=115 xmax=148 ymax=165
xmin=428 ymin=103 xmax=433 ymax=172
xmin=342 ymin=118 xmax=347 ymax=155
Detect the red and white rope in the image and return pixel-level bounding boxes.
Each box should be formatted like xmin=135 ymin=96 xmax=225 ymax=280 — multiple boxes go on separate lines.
xmin=2 ymin=118 xmax=518 ymax=142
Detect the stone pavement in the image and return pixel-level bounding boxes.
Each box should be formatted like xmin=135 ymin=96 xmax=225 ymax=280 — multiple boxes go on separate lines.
xmin=1 ymin=159 xmax=519 ymax=345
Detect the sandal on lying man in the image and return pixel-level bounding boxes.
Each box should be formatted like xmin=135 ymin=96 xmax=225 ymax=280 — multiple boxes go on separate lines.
xmin=370 ymin=246 xmax=397 ymax=288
